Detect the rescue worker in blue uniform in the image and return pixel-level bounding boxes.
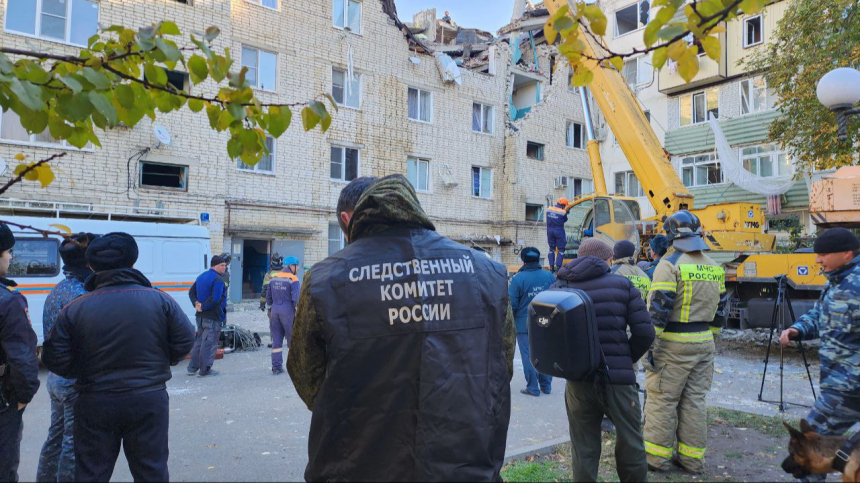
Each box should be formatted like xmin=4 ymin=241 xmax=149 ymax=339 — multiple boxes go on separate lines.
xmin=266 ymin=256 xmax=300 ymax=375
xmin=780 ymin=228 xmax=860 ymax=483
xmin=644 ymin=235 xmax=669 ymax=280
xmin=546 ymin=197 xmax=569 ymax=273
xmin=0 ymin=223 xmax=41 ymax=482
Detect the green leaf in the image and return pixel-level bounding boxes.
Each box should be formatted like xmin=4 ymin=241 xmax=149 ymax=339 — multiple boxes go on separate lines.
xmin=238 ymin=144 xmax=263 ymax=166
xmin=553 ymin=16 xmax=575 ymax=33
xmin=19 ymin=109 xmax=48 ymax=135
xmin=677 ymin=48 xmax=700 ymax=82
xmin=80 ymin=67 xmax=112 ymax=90
xmin=206 ymin=103 xmax=220 ymax=129
xmin=643 ymin=20 xmax=663 ymax=47
xmin=88 ymin=33 xmax=100 ymax=47
xmin=652 ymin=47 xmax=669 ymax=69
xmin=740 ymin=0 xmax=767 ymax=15
xmin=301 ymin=106 xmax=320 ymax=131
xmin=216 ymin=109 xmax=233 ymax=131
xmin=48 ymin=116 xmax=73 ymax=140
xmin=155 ymin=38 xmax=183 ymax=63
xmin=267 ymin=106 xmax=292 ymax=138
xmin=701 ymin=35 xmax=721 ymax=61
xmin=657 ymin=24 xmax=685 ymax=40
xmin=59 ymin=75 xmax=84 ymax=94
xmin=55 ymin=92 xmax=94 ymax=122
xmin=238 ymin=128 xmax=261 ymax=151
xmin=204 ymin=26 xmax=221 ymax=43
xmin=144 ymin=64 xmax=167 ymax=86
xmin=89 ymin=91 xmax=118 ymax=126
xmin=9 ymin=78 xmax=44 ymax=111
xmin=115 ymin=84 xmax=135 ymax=109
xmin=158 ymin=21 xmax=181 ymax=36
xmin=582 ymin=5 xmax=607 ymax=36
xmin=667 ymin=39 xmax=687 ymax=60
xmin=0 ymin=53 xmax=13 ymax=75
xmin=208 ymin=56 xmax=229 ymax=83
xmin=570 ymin=66 xmax=594 ymax=87
xmin=138 ymin=25 xmax=155 ymax=40
xmin=188 ymin=98 xmax=205 ymax=112
xmin=188 ymin=55 xmax=209 ymax=84
xmin=66 ymin=128 xmax=92 ymax=149
xmin=227 ymin=102 xmax=245 ymax=121
xmin=227 ymin=138 xmax=242 ymax=159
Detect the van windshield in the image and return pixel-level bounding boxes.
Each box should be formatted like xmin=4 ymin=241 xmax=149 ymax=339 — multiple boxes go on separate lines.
xmin=9 ymin=239 xmax=60 ymax=277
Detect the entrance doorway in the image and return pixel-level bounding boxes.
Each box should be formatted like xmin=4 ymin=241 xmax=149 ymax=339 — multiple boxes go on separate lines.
xmin=242 ymin=239 xmax=269 ymax=300
xmin=228 ymin=237 xmax=306 ymax=303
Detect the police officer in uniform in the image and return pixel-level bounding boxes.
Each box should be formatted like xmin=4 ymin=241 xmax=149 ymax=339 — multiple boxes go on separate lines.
xmin=288 ymin=175 xmax=515 ymax=481
xmin=260 ymin=253 xmax=283 ymax=312
xmin=643 ymin=211 xmax=726 ymax=474
xmin=612 ymin=240 xmax=651 ymax=301
xmin=546 ymin=198 xmax=569 ymax=273
xmin=0 ymin=223 xmax=40 ymax=482
xmin=266 ymin=256 xmax=300 ymax=375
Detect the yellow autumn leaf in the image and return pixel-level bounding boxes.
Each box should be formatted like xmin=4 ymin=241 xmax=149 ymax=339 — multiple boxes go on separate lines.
xmin=677 ymin=48 xmax=700 ymax=82
xmin=35 ymin=165 xmax=54 ymax=188
xmin=13 ymin=153 xmax=25 ymax=161
xmin=609 ymin=56 xmax=624 ymax=71
xmin=49 ymin=224 xmax=72 ymax=234
xmin=652 ymin=47 xmax=669 ymax=69
xmin=701 ymin=35 xmax=721 ymax=61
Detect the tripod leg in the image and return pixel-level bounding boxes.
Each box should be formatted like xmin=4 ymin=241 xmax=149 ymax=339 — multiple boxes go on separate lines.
xmin=778 ymin=289 xmax=786 ymax=412
xmin=758 ymin=290 xmax=782 ymax=401
xmin=784 ymin=289 xmax=819 ymax=402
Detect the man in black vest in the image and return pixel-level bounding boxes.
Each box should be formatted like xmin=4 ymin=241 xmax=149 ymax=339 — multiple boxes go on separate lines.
xmin=288 ymin=175 xmax=515 ymax=482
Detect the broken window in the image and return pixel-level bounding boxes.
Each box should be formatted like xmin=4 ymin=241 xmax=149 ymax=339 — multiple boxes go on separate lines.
xmin=472 ymin=166 xmax=492 ymax=199
xmin=472 ymin=102 xmax=494 ymax=134
xmin=140 ymin=162 xmax=188 ymax=190
xmin=144 ymin=67 xmax=190 ymax=93
xmin=237 ymin=135 xmax=275 ymax=173
xmin=566 ymin=122 xmax=584 ymax=149
xmin=525 ymin=204 xmax=543 ymax=222
xmin=614 ymin=1 xmax=649 ymax=37
xmin=740 ymin=76 xmax=775 ymax=114
xmin=407 ymin=157 xmax=430 ymax=192
xmin=681 ymin=154 xmax=723 ymax=187
xmin=242 ymin=46 xmax=277 ymax=91
xmin=331 ymin=146 xmax=359 ymax=182
xmin=408 ymin=87 xmax=432 ymax=123
xmin=526 ymin=142 xmax=545 ymax=160
xmin=333 ymin=0 xmax=361 ymax=34
xmin=332 ymin=68 xmax=361 ymax=109
xmin=744 ymin=15 xmax=763 ymax=47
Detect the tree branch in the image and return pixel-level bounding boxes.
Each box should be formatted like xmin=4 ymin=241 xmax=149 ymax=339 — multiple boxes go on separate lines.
xmin=0 ymin=152 xmax=66 ymax=197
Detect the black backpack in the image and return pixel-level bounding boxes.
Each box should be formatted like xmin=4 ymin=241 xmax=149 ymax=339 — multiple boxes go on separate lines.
xmin=527 ymin=288 xmax=608 ymax=381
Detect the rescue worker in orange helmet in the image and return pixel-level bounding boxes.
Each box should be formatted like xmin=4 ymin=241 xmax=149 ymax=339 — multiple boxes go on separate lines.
xmin=546 ymin=197 xmax=569 ymax=273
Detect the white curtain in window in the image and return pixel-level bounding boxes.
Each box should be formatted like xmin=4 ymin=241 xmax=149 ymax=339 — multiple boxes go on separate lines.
xmin=472 ymin=103 xmax=482 ymax=132
xmin=1 ymin=110 xmax=30 ymax=142
xmin=708 ymin=118 xmax=795 ymax=195
xmin=408 ymin=88 xmax=419 ymax=120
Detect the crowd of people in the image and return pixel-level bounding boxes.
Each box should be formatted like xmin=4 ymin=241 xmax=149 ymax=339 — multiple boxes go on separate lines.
xmin=0 ymin=175 xmax=857 ymax=482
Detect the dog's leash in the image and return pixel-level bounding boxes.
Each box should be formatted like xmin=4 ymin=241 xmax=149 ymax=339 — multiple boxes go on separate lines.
xmin=833 ymin=431 xmax=860 ymax=474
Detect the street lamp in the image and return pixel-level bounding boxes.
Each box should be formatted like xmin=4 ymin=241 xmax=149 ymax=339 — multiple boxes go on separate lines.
xmin=816 ymin=67 xmax=860 ymax=142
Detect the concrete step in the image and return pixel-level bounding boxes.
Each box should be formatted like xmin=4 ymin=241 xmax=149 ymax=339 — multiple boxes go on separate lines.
xmin=227 ymin=300 xmax=261 ymax=313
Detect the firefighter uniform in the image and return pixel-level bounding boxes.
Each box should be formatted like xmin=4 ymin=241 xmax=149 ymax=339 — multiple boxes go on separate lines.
xmin=259 ymin=253 xmax=284 ymax=311
xmin=546 ymin=198 xmax=569 ymax=272
xmin=612 ymin=260 xmax=651 ymax=301
xmin=643 ymin=212 xmax=727 ymax=474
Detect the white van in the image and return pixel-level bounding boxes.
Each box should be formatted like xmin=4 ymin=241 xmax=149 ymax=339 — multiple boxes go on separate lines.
xmin=4 ymin=216 xmax=211 ymax=345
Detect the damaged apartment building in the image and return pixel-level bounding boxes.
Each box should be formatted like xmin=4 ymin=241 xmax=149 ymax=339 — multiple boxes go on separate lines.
xmin=0 ymin=0 xmax=594 ymax=302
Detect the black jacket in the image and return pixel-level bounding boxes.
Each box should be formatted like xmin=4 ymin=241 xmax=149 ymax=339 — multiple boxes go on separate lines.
xmin=42 ymin=269 xmax=195 ymax=394
xmin=552 ymin=256 xmax=655 ymax=385
xmin=0 ymin=278 xmax=40 ymax=405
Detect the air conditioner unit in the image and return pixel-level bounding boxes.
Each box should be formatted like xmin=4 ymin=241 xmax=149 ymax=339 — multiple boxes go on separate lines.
xmin=555 ymin=176 xmax=570 ymax=189
xmin=440 ymin=172 xmax=459 ymax=187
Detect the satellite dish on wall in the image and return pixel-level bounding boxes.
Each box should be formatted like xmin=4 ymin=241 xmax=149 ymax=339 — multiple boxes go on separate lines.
xmin=153 ymin=124 xmax=172 ymax=148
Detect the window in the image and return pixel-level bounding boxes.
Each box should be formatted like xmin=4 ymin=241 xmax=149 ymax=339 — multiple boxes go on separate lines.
xmin=5 ymin=0 xmax=98 ymax=46
xmin=679 ymin=88 xmax=719 ymax=126
xmin=0 ymin=109 xmax=91 ymax=149
xmin=472 ymin=102 xmax=494 ymax=134
xmin=525 ymin=204 xmax=544 ymax=221
xmin=140 ymin=162 xmax=188 ymax=190
xmin=237 ymin=135 xmax=275 ymax=173
xmin=332 ymin=68 xmax=361 ymax=109
xmin=740 ymin=77 xmax=777 ymax=115
xmin=614 ymin=1 xmax=650 ymax=37
xmin=566 ymin=178 xmax=593 ymax=200
xmin=614 ymin=171 xmax=645 ymax=197
xmin=741 ymin=144 xmax=792 ymax=178
xmin=8 ymin=238 xmax=60 ymax=277
xmin=328 ymin=223 xmax=346 ymax=256
xmin=623 ymin=56 xmax=650 ymax=86
xmin=526 ymin=142 xmax=545 ymax=160
xmin=408 ymin=87 xmax=432 ymax=123
xmin=246 ymin=0 xmax=278 ymax=8
xmin=471 ymin=166 xmax=492 ymax=199
xmin=241 ymin=46 xmax=277 ymax=91
xmin=566 ymin=122 xmax=584 ymax=149
xmin=144 ymin=68 xmax=190 ymax=93
xmin=743 ymin=15 xmax=763 ymax=48
xmin=333 ymin=0 xmax=362 ymax=34
xmin=680 ymin=154 xmax=723 ymax=187
xmin=407 ymin=157 xmax=430 ymax=192
xmin=330 ymin=146 xmax=359 ymax=182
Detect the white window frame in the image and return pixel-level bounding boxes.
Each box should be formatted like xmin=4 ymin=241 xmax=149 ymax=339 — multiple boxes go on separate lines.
xmin=613 ymin=0 xmax=650 ymax=38
xmin=406 ymin=156 xmax=431 ymax=193
xmin=740 ymin=144 xmax=792 ymax=178
xmin=4 ymin=0 xmax=100 ymax=47
xmin=328 ymin=222 xmax=346 ymax=256
xmin=472 ymin=102 xmax=494 ymax=135
xmin=614 ymin=170 xmax=645 ymax=197
xmin=332 ymin=0 xmax=362 ymax=34
xmin=332 ymin=67 xmax=361 ymax=109
xmin=740 ymin=76 xmax=776 ymax=115
xmin=330 ymin=146 xmax=360 ymax=182
xmin=566 ymin=177 xmax=594 ymax=200
xmin=679 ymin=88 xmax=719 ymax=126
xmin=237 ymin=135 xmax=276 ymax=174
xmin=241 ymin=45 xmax=278 ymax=93
xmin=0 ymin=109 xmax=93 ymax=151
xmin=566 ymin=121 xmax=584 ymax=150
xmin=408 ymin=87 xmax=433 ymax=124
xmin=244 ymin=0 xmax=278 ymax=9
xmin=679 ymin=153 xmax=725 ymax=187
xmin=743 ymin=14 xmax=763 ymax=48
xmin=623 ymin=56 xmax=651 ymax=86
xmin=471 ymin=166 xmax=492 ymax=200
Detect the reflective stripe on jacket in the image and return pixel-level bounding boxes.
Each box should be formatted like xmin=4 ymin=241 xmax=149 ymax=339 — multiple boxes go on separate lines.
xmin=612 ymin=261 xmax=651 ymax=301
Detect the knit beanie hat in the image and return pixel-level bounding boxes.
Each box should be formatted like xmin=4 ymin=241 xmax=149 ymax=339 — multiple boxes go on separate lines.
xmin=0 ymin=224 xmax=14 ymax=253
xmin=650 ymin=235 xmax=669 ymax=256
xmin=614 ymin=240 xmax=637 ymax=260
xmin=211 ymin=255 xmax=226 ymax=267
xmin=813 ymin=228 xmax=860 ymax=254
xmin=520 ymin=246 xmax=540 ymax=263
xmin=578 ymin=238 xmax=613 ymax=260
xmin=60 ymin=233 xmax=98 ymax=270
xmin=86 ymin=232 xmax=139 ymax=272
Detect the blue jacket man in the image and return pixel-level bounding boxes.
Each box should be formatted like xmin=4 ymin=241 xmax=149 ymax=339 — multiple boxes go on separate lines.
xmin=781 ymin=228 xmax=860 ymax=482
xmin=37 ymin=233 xmax=96 ymax=483
xmin=266 ymin=256 xmax=301 ymax=375
xmin=509 ymin=247 xmax=556 ymax=396
xmin=644 ymin=235 xmax=668 ymax=280
xmin=546 ymin=198 xmax=569 ymax=273
xmin=187 ymin=256 xmax=228 ymax=377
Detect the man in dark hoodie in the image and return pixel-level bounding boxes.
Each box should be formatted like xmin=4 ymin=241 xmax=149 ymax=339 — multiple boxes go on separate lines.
xmin=37 ymin=233 xmax=97 ymax=482
xmin=42 ymin=232 xmax=195 ymax=482
xmin=551 ymin=238 xmax=655 ymax=482
xmin=288 ymin=175 xmax=516 ymax=482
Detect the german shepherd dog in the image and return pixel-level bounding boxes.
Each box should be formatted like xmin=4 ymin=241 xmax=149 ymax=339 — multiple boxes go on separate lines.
xmin=782 ymin=420 xmax=860 ymax=482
